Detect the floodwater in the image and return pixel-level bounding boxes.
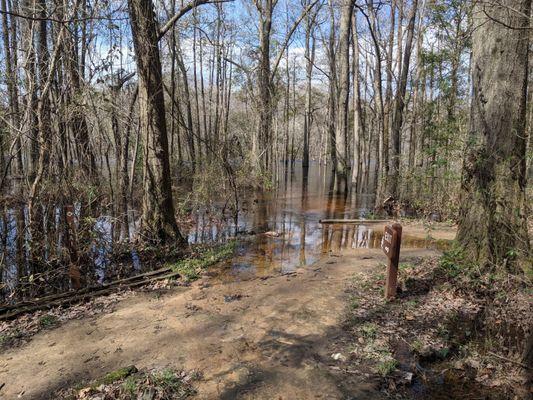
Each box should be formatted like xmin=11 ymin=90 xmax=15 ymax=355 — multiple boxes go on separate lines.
xmin=0 ymin=163 xmax=445 ymax=303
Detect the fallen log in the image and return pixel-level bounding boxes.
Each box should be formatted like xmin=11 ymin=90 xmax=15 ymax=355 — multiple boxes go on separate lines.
xmin=0 ymin=269 xmax=182 ymax=321
xmin=0 ymin=266 xmax=173 ymax=314
xmin=319 ymin=219 xmax=391 ymax=224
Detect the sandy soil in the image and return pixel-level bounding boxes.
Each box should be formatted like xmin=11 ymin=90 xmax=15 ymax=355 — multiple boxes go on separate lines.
xmin=0 ymin=246 xmax=441 ymax=400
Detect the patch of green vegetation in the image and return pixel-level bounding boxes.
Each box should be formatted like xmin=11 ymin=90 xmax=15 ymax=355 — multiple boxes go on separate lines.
xmin=376 ymin=359 xmax=398 ymax=376
xmin=62 ymin=366 xmax=198 ymax=399
xmin=153 ymin=368 xmax=186 ymax=391
xmin=122 ymin=376 xmax=137 ymax=396
xmin=360 ymin=323 xmax=378 ymax=340
xmin=439 ymin=244 xmax=476 ymax=278
xmin=437 ymin=347 xmax=450 ymax=359
xmin=98 ymin=365 xmax=138 ymax=386
xmin=360 ymin=280 xmax=373 ymax=290
xmin=0 ymin=334 xmax=9 ymax=346
xmin=39 ymin=314 xmax=58 ymax=328
xmin=348 ymin=296 xmax=360 ymax=310
xmin=410 ymin=339 xmax=423 ymax=353
xmin=170 ymin=241 xmax=237 ymax=281
xmin=439 ymin=246 xmax=463 ymax=277
xmin=399 ymin=263 xmax=414 ymax=271
xmin=405 ymin=299 xmax=418 ymax=308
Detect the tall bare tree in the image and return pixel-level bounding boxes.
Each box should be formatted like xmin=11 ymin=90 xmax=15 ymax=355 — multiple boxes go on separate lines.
xmin=333 ymin=0 xmax=354 ymax=189
xmin=388 ymin=0 xmax=418 ymax=197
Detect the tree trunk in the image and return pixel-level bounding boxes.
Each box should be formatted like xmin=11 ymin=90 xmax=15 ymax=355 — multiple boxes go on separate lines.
xmin=366 ymin=0 xmax=385 ymax=199
xmin=302 ymin=5 xmax=316 ymax=169
xmin=351 ymin=10 xmax=364 ymax=187
xmin=127 ymin=0 xmax=184 ymax=244
xmin=256 ymin=0 xmax=274 ymax=173
xmin=327 ymin=0 xmax=336 ymax=168
xmin=457 ymin=0 xmax=531 ymax=271
xmin=63 ymin=4 xmax=97 ymax=178
xmin=383 ymin=0 xmax=395 ymax=187
xmin=334 ymin=0 xmax=354 ymax=188
xmin=20 ymin=0 xmax=39 ymax=176
xmin=388 ymin=0 xmax=418 ymax=198
xmin=1 ymin=0 xmax=23 ymax=175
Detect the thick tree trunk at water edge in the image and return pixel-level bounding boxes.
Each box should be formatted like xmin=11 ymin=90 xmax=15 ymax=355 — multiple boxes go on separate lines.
xmin=457 ymin=0 xmax=531 ymax=271
xmin=128 ymin=0 xmax=185 ymax=245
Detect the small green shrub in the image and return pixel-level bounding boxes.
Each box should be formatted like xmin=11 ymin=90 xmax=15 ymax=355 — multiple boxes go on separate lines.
xmin=377 ymin=359 xmax=398 ymax=376
xmin=410 ymin=339 xmax=423 ymax=353
xmin=122 ymin=376 xmax=137 ymax=396
xmin=348 ymin=296 xmax=360 ymax=310
xmin=39 ymin=315 xmax=58 ymax=328
xmin=439 ymin=245 xmax=468 ymax=277
xmin=361 ymin=323 xmax=378 ymax=339
xmin=170 ymin=241 xmax=237 ymax=281
xmin=100 ymin=366 xmax=138 ymax=385
xmin=153 ymin=369 xmax=184 ymax=390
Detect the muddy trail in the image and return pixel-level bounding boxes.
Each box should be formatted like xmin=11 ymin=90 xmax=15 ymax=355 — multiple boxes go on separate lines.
xmin=0 ymin=246 xmax=442 ymax=399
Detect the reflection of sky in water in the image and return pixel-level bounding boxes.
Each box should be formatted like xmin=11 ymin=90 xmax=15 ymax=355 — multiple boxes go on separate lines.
xmin=1 ymin=163 xmax=386 ymax=298
xmin=92 ymin=216 xmax=113 ymax=284
xmin=191 ymin=165 xmax=379 ymax=280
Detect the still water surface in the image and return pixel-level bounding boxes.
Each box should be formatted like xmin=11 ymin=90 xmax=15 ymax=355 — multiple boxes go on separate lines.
xmin=0 ymin=163 xmax=435 ymax=302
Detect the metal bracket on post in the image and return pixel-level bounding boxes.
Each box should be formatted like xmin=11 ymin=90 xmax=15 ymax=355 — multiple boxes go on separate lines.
xmin=381 ymin=223 xmax=402 ymax=300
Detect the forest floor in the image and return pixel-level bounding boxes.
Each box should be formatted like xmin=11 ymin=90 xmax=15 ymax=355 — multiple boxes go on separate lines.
xmin=0 ymin=223 xmax=530 ymax=400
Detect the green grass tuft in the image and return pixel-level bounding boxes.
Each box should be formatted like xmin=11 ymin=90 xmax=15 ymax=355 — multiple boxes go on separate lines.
xmin=122 ymin=376 xmax=137 ymax=396
xmin=153 ymin=368 xmax=185 ymax=390
xmin=376 ymin=359 xmax=398 ymax=376
xmin=360 ymin=323 xmax=378 ymax=340
xmin=348 ymin=296 xmax=360 ymax=310
xmin=409 ymin=339 xmax=423 ymax=353
xmin=170 ymin=241 xmax=237 ymax=281
xmin=99 ymin=365 xmax=138 ymax=386
xmin=39 ymin=314 xmax=58 ymax=328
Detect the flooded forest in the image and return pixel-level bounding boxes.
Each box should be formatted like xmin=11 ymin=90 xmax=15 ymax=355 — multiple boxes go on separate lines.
xmin=0 ymin=0 xmax=532 ymax=398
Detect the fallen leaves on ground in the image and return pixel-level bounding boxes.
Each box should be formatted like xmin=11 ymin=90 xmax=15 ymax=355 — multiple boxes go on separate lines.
xmin=57 ymin=366 xmax=199 ymax=400
xmin=339 ymin=256 xmax=531 ymax=399
xmin=0 ymin=291 xmax=131 ymax=349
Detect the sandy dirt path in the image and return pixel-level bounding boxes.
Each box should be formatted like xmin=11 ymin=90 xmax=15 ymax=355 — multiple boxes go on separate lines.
xmin=0 ymin=247 xmax=440 ymax=400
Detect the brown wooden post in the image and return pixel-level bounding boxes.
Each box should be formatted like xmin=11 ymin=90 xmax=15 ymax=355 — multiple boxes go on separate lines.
xmin=381 ymin=223 xmax=402 ymax=300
